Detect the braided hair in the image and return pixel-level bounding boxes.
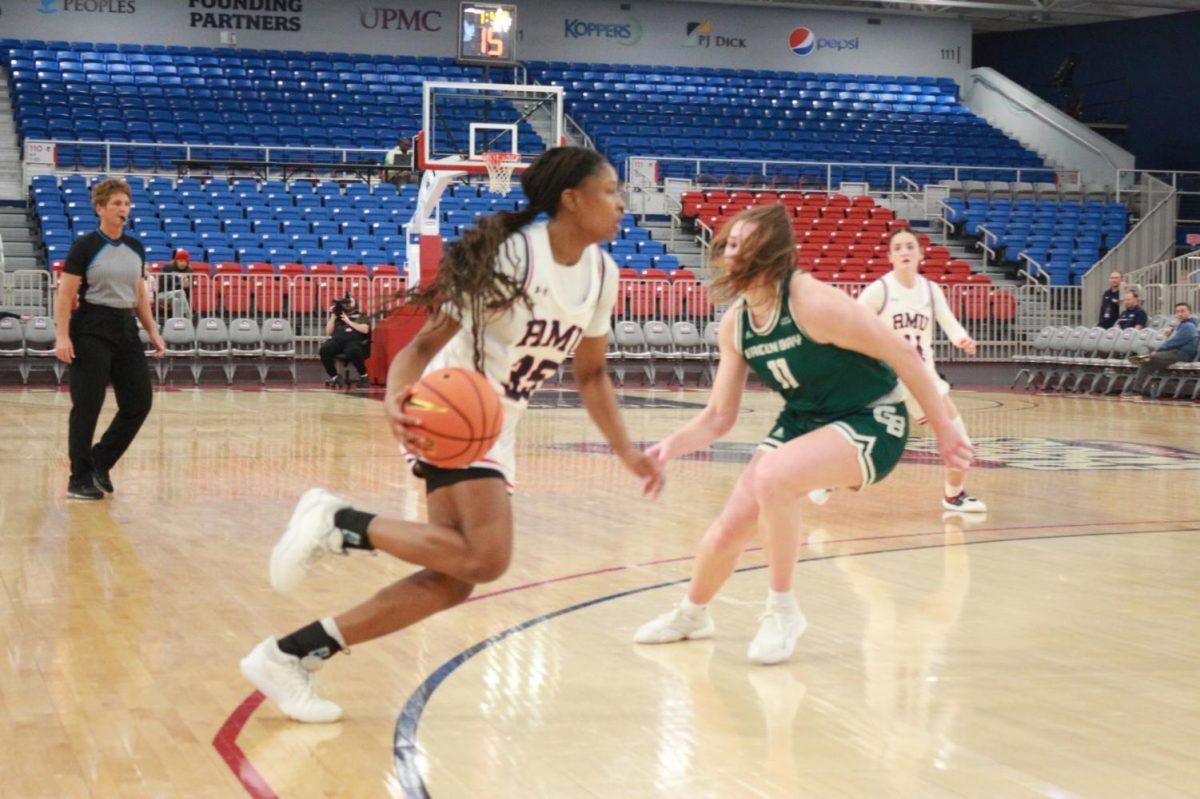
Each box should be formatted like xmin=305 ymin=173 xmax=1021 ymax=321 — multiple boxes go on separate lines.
xmin=403 ymin=146 xmax=609 ymax=370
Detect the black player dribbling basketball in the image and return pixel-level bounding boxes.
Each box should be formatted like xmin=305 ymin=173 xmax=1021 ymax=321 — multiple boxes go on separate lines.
xmin=241 ymin=147 xmax=664 ymax=722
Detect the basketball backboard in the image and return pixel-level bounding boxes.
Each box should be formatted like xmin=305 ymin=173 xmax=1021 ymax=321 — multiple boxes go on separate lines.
xmin=418 ymin=81 xmax=564 ymax=175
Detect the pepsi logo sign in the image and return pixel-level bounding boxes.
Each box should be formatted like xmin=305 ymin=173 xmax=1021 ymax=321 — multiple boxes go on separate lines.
xmin=789 ymin=26 xmax=859 ymax=56
xmin=788 ymin=27 xmax=815 ymax=56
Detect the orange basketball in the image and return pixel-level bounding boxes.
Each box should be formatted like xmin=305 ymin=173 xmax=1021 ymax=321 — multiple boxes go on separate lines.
xmin=402 ymin=367 xmax=504 ymax=469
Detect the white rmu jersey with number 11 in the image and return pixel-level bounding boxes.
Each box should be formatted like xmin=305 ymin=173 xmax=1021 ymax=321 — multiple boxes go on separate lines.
xmin=857 ymin=272 xmax=967 ymax=369
xmin=423 ymin=221 xmax=619 ymax=487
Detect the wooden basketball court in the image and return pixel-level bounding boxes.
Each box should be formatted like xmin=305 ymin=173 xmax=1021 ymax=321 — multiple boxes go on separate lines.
xmin=1 ymin=384 xmax=1197 ymax=798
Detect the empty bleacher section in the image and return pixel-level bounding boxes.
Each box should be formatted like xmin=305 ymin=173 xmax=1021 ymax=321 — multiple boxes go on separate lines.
xmin=529 ymin=61 xmax=1051 ymax=188
xmin=1013 ymin=322 xmax=1200 ymax=399
xmin=34 ymin=173 xmax=418 ymax=265
xmin=31 ymin=174 xmax=675 ymax=272
xmin=23 ymin=173 xmax=711 ymax=376
xmin=942 ymin=197 xmax=1128 ymax=285
xmin=2 ymin=39 xmax=1175 ymax=391
xmin=0 ymin=40 xmax=534 ymax=170
xmin=675 ymin=188 xmax=1017 ymax=336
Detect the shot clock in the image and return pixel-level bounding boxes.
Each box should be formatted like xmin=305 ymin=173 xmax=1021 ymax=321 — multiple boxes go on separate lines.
xmin=458 ymin=2 xmax=518 ymax=66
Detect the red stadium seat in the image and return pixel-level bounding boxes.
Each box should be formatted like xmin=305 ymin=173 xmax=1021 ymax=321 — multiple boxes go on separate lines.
xmin=343 ymin=275 xmax=371 ymax=306
xmin=251 ymin=276 xmax=287 ymax=314
xmin=683 ymin=283 xmax=712 ymax=318
xmin=289 ymin=277 xmax=316 ymax=315
xmin=660 ymin=286 xmax=686 ymax=318
xmin=627 ymin=282 xmax=657 ymax=318
xmin=178 ymin=274 xmax=211 ymax=314
xmin=962 ymin=286 xmax=992 ymax=323
xmin=991 ymin=289 xmax=1017 ymax=324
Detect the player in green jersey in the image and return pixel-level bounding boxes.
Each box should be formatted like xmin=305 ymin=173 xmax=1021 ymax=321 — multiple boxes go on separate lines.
xmin=635 ymin=204 xmax=973 ymax=665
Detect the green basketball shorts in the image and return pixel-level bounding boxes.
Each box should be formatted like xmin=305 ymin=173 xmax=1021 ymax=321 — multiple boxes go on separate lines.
xmin=758 ymin=402 xmax=910 ymax=488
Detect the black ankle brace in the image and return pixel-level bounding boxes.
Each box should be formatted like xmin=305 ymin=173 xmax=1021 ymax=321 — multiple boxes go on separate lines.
xmin=277 ymin=621 xmax=342 ymax=661
xmin=333 ymin=508 xmax=376 ymax=550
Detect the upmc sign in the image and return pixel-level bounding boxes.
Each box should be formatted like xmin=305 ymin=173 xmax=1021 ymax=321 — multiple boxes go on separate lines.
xmin=359 ymin=7 xmax=441 ymax=31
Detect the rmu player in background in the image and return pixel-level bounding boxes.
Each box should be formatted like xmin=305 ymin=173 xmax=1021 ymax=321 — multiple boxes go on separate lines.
xmin=811 ymin=228 xmax=985 ymax=513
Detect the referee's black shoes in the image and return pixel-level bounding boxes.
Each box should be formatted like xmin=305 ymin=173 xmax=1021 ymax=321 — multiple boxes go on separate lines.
xmin=93 ymin=467 xmax=114 ymax=495
xmin=67 ymin=477 xmax=104 ymax=500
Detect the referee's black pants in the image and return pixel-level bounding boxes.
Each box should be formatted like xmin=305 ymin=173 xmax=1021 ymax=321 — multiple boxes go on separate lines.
xmin=68 ymin=306 xmax=152 ymax=482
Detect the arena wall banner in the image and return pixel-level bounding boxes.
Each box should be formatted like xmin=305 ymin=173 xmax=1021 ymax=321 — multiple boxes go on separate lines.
xmin=0 ymin=0 xmax=969 ymax=81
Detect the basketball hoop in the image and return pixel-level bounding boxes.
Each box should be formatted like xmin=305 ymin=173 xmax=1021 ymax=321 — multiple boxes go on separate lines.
xmin=483 ymin=151 xmax=520 ymax=196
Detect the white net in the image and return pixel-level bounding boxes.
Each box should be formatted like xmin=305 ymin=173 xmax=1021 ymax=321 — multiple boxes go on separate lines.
xmin=483 ymin=151 xmax=520 ymax=196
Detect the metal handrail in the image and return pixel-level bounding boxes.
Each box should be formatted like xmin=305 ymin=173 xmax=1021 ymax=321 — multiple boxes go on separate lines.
xmin=936 ymin=199 xmax=957 ymax=238
xmin=1117 ymin=168 xmax=1200 ymax=224
xmin=976 ymin=224 xmax=998 ymax=263
xmin=1019 ymin=252 xmax=1049 ymax=284
xmin=26 ymin=138 xmax=389 ymax=177
xmin=966 ymin=70 xmax=1123 ymax=175
xmin=624 ymin=154 xmax=1060 ymax=194
xmin=564 ymin=113 xmax=594 ymax=150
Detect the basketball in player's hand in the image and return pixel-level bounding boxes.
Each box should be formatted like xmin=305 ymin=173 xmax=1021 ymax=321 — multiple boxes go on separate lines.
xmin=402 ymin=368 xmax=503 ymax=468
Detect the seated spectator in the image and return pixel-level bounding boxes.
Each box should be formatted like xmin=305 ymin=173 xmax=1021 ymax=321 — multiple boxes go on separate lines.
xmin=157 ymin=249 xmax=194 ymax=319
xmin=382 ymin=137 xmax=414 ymax=188
xmin=1097 ymin=270 xmax=1122 ymax=329
xmin=1116 ymin=290 xmax=1148 ymax=330
xmin=1124 ymin=302 xmax=1198 ymax=396
xmin=318 ymin=294 xmax=371 ymax=387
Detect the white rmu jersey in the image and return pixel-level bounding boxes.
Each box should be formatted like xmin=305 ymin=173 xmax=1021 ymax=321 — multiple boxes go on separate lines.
xmin=857 ymin=273 xmax=968 ymax=368
xmin=424 ymin=221 xmax=618 ymax=483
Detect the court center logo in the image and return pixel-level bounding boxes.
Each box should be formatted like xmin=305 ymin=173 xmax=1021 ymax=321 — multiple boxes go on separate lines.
xmin=684 ymin=19 xmax=746 ymax=48
xmin=563 ymin=15 xmax=642 ymax=46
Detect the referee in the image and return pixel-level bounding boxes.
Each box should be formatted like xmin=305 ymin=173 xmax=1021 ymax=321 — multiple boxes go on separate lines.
xmin=55 ymin=178 xmax=165 ymax=500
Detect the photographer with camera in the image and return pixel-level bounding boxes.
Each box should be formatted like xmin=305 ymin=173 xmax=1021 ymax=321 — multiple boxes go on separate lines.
xmin=318 ymin=293 xmax=371 ymax=387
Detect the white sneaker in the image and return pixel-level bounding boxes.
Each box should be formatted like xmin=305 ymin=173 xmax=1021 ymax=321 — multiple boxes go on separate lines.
xmin=239 ymin=637 xmax=343 ymax=723
xmin=747 ymin=607 xmax=807 ymax=665
xmin=942 ymin=491 xmax=987 ymax=513
xmin=634 ymin=605 xmax=715 ymax=644
xmin=807 ymin=488 xmax=832 ymax=506
xmin=270 ymin=488 xmax=349 ymax=593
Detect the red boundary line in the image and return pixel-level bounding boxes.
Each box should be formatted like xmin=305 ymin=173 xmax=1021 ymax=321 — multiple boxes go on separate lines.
xmin=214 ymin=515 xmax=1200 ymax=796
xmin=213 ymin=691 xmax=277 ymax=799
